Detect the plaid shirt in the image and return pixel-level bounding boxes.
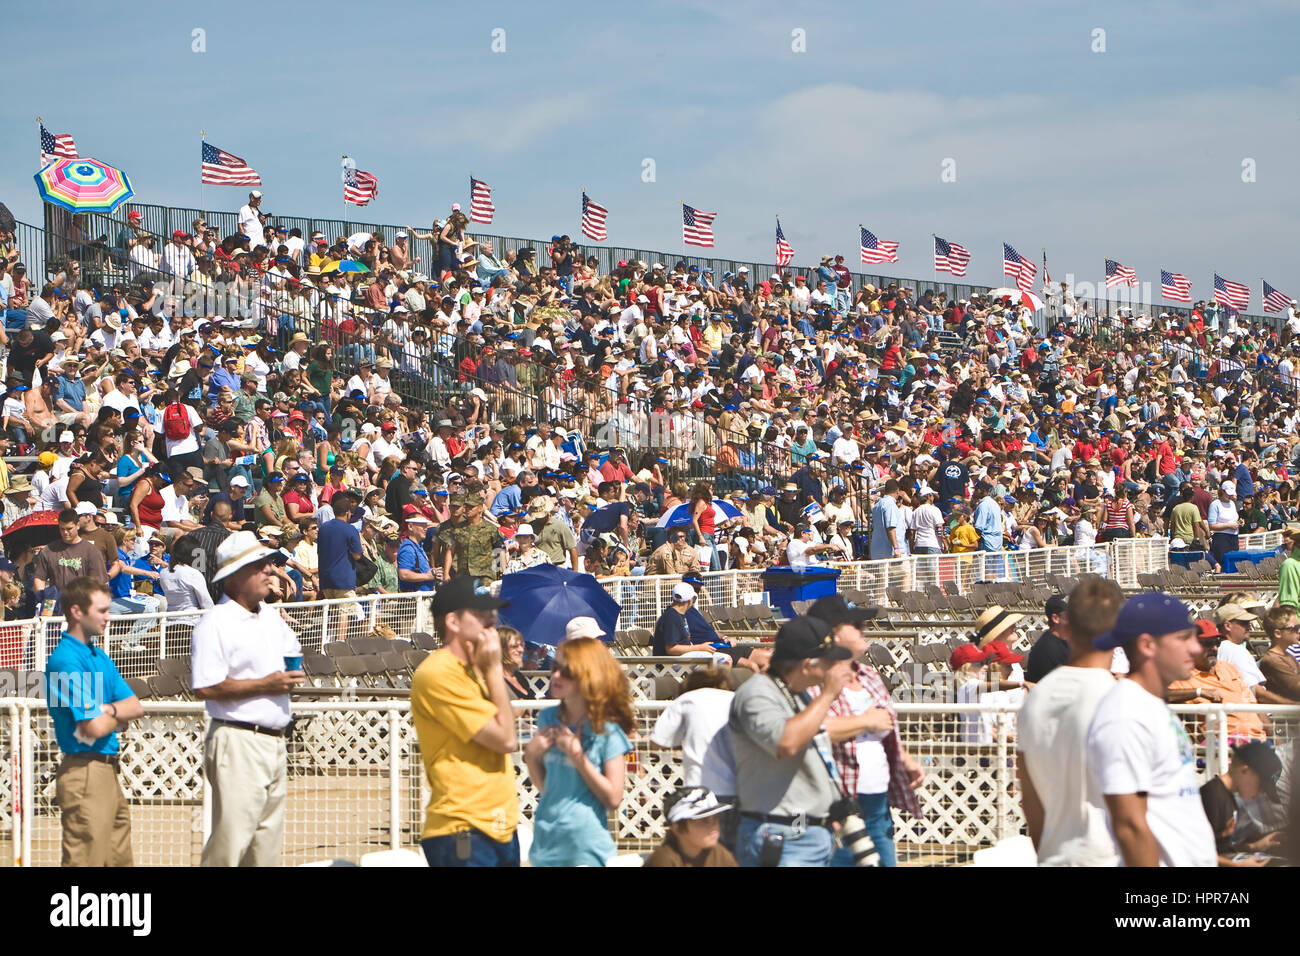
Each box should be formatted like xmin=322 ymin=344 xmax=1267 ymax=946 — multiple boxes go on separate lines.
xmin=808 ymin=662 xmax=921 ymax=818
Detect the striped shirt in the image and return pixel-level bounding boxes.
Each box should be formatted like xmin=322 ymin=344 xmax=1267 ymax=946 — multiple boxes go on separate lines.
xmin=1101 ymin=498 xmax=1133 ymax=531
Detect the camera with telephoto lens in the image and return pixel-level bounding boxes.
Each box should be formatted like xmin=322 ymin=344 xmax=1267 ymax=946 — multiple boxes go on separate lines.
xmin=830 ymin=796 xmax=880 ymax=867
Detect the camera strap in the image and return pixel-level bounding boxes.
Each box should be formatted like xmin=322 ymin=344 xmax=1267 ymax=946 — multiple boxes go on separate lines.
xmin=770 ymin=675 xmax=850 ymax=800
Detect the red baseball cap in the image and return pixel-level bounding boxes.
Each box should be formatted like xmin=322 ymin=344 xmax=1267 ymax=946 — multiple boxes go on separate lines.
xmin=1196 ymin=619 xmax=1221 ymax=640
xmin=381 ymin=421 xmax=397 ymax=432
xmin=950 ymin=644 xmax=990 ymax=668
xmin=128 ymin=210 xmax=142 ymax=221
xmin=983 ymin=639 xmax=1024 ymax=665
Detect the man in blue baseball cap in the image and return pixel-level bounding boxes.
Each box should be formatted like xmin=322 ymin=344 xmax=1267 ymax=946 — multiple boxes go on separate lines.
xmin=1084 ymin=592 xmax=1216 ymax=866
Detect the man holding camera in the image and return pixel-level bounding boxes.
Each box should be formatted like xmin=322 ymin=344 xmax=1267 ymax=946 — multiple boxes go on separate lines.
xmin=728 ymin=615 xmax=854 ymax=866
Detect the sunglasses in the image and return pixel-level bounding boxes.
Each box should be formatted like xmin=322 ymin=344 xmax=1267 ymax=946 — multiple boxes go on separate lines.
xmin=550 ymin=663 xmax=574 ymax=680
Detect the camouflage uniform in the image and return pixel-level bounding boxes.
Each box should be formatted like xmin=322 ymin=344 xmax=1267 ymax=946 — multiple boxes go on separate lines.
xmin=446 ymin=518 xmax=503 ymax=581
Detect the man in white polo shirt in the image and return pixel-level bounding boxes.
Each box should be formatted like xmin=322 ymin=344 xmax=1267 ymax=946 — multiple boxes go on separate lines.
xmin=192 ymin=530 xmax=303 ymax=867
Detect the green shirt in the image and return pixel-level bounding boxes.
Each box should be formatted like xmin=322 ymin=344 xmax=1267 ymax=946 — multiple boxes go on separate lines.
xmin=1279 ymin=554 xmax=1300 ymax=609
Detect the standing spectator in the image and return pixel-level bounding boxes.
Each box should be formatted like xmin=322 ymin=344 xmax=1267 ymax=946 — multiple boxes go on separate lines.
xmin=651 ymin=667 xmax=737 ymax=823
xmin=318 ymin=492 xmax=363 ymax=642
xmin=191 ymin=531 xmax=302 ymax=867
xmin=410 ymin=577 xmax=519 ymax=867
xmin=1024 ymin=594 xmax=1070 ymax=684
xmin=729 ymin=616 xmax=853 ymax=867
xmin=868 ymin=479 xmax=904 ymax=560
xmin=238 ymin=190 xmax=266 ymax=246
xmin=806 ymin=594 xmax=925 ymax=867
xmin=524 ymin=636 xmax=633 ymax=866
xmin=32 ymin=509 xmax=108 ymax=610
xmin=1085 ymin=593 xmax=1217 ymax=866
xmin=161 ymin=532 xmax=215 ymax=625
xmin=1281 ymin=526 xmax=1300 ymax=610
xmin=1017 ymin=578 xmax=1124 ymax=866
xmin=1206 ymin=483 xmax=1241 ymax=572
xmin=45 ymin=577 xmax=144 ymax=866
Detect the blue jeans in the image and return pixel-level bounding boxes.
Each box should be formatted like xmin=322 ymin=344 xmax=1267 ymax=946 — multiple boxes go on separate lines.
xmin=736 ymin=817 xmax=834 ymax=867
xmin=857 ymin=792 xmax=896 ymax=867
xmin=3 ymin=309 xmax=26 ymax=331
xmin=421 ymin=830 xmax=520 ymax=867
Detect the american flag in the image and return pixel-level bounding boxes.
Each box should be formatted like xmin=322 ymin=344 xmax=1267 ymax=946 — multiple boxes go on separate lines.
xmin=1042 ymin=250 xmax=1051 ymax=286
xmin=1161 ymin=270 xmax=1192 ymax=303
xmin=581 ymin=192 xmax=608 ymax=241
xmin=1213 ymin=273 xmax=1250 ymax=311
xmin=1105 ymin=258 xmax=1138 ymax=288
xmin=775 ymin=219 xmax=794 ymax=266
xmin=933 ymin=236 xmax=970 ymax=276
xmin=1002 ymin=243 xmax=1036 ymax=292
xmin=201 ymin=141 xmax=261 ymax=186
xmin=469 ymin=177 xmax=494 ymax=224
xmin=1263 ymin=279 xmax=1292 ymax=314
xmin=343 ymin=167 xmax=379 ymax=206
xmin=40 ymin=124 xmax=77 ymax=167
xmin=682 ymin=204 xmax=716 ymax=247
xmin=859 ymin=226 xmax=898 ymax=264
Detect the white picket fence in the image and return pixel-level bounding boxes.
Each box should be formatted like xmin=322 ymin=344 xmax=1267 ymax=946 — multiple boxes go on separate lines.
xmin=2 ymin=698 xmax=1293 ymax=867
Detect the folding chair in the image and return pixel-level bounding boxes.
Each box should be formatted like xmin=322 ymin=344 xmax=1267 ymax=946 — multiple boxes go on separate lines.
xmin=405 ymin=649 xmax=430 ymax=671
xmin=381 ymin=651 xmax=411 ymax=688
xmin=146 ymin=675 xmax=186 ymax=699
xmin=323 ymin=642 xmax=352 ymax=659
xmin=126 ymin=677 xmax=153 ymax=700
xmin=303 ymin=654 xmax=338 ymax=687
xmin=410 ymin=632 xmax=439 ymax=651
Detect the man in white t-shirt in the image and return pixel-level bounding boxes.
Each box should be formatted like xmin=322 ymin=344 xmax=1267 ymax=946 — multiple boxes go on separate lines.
xmin=238 ymin=191 xmax=265 ymax=247
xmin=907 ymin=485 xmax=945 ymax=555
xmin=650 ymin=676 xmax=735 ymax=798
xmin=1085 ymin=592 xmax=1217 ymax=867
xmin=1017 ymin=578 xmax=1124 ymax=866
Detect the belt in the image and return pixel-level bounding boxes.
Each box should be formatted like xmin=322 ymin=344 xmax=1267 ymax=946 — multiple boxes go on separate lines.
xmin=62 ymin=752 xmax=120 ymax=768
xmin=211 ymin=718 xmax=290 ymax=738
xmin=740 ymin=810 xmax=832 ymax=831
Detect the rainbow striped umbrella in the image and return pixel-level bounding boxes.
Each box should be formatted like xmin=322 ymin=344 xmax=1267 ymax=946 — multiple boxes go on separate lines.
xmin=34 ymin=156 xmax=134 ymax=214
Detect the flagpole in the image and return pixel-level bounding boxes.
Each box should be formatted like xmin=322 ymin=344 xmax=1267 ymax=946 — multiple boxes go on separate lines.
xmin=36 ymin=116 xmax=42 ymax=169
xmin=200 ymin=129 xmax=206 ymax=217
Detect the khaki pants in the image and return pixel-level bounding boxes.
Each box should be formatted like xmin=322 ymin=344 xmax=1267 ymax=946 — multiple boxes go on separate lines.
xmin=201 ymin=724 xmax=288 ymax=867
xmin=56 ymin=754 xmax=133 ymax=866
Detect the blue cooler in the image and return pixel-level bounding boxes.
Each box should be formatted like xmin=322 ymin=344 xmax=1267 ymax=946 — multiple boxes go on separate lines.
xmin=1168 ymin=550 xmax=1206 ymax=568
xmin=1221 ymin=550 xmax=1276 ymax=573
xmin=761 ymin=566 xmax=842 ymax=619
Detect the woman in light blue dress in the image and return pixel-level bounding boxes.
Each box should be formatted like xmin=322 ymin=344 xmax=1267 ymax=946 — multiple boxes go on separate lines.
xmin=524 ymin=635 xmax=633 ymax=866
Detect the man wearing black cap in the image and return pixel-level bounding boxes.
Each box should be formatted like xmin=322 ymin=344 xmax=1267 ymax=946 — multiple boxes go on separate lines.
xmin=1084 ymin=592 xmax=1216 ymax=866
xmin=728 ymin=615 xmax=853 ymax=866
xmin=1024 ymin=594 xmax=1070 ymax=684
xmin=1199 ymin=742 xmax=1284 ymax=865
xmin=410 ymin=576 xmax=519 ymax=866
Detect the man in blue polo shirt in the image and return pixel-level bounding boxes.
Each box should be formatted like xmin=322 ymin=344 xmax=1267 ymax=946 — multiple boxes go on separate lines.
xmin=398 ymin=513 xmax=437 ymax=591
xmin=45 ymin=576 xmax=143 ymax=866
xmin=318 ymin=492 xmax=364 ymax=642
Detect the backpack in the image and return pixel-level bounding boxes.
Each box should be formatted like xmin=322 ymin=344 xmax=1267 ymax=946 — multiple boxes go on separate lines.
xmin=163 ymin=402 xmax=192 ymax=442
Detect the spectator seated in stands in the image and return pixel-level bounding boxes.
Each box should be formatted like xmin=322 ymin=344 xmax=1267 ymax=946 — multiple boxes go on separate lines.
xmin=1168 ymin=620 xmax=1269 ymax=744
xmin=644 ymin=788 xmax=738 ymax=868
xmin=1258 ymin=605 xmax=1300 ymax=704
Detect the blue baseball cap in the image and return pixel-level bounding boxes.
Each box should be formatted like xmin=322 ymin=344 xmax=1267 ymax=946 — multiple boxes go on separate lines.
xmin=1092 ymin=592 xmax=1195 ymax=651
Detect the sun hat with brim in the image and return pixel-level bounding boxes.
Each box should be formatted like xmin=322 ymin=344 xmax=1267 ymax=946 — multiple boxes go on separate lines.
xmin=665 ymin=787 xmax=734 ymax=824
xmin=563 ymin=616 xmax=606 ymax=641
xmin=1092 ymin=592 xmax=1194 ymax=651
xmin=212 ymin=531 xmax=287 ymax=582
xmin=973 ymin=606 xmax=1024 ymax=647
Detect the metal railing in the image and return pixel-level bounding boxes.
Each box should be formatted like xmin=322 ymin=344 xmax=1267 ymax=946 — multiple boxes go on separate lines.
xmin=40 ymin=203 xmax=1279 ymax=331
xmin=3 ymin=697 xmax=1294 ymax=866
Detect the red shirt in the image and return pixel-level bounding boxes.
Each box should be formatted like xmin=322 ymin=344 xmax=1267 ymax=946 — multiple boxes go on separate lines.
xmin=599 ymin=460 xmax=634 ymax=483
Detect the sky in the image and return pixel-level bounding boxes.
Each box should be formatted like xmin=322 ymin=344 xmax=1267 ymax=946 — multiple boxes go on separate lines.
xmin=7 ymin=0 xmax=1298 ymax=304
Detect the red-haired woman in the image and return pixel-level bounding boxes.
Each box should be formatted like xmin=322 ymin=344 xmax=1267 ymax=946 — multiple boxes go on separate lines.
xmin=524 ymin=635 xmax=634 ymax=866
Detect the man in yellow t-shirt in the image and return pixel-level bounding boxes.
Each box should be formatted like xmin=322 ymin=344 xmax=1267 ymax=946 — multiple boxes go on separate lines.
xmin=411 ymin=576 xmax=520 ymax=866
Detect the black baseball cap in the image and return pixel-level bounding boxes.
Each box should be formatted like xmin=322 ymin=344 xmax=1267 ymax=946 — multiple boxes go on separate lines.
xmin=1045 ymin=594 xmax=1068 ymax=617
xmin=808 ymin=594 xmax=879 ymax=627
xmin=1231 ymin=742 xmax=1282 ymax=800
xmin=771 ymin=616 xmax=852 ymax=664
xmin=431 ymin=576 xmax=510 ymax=618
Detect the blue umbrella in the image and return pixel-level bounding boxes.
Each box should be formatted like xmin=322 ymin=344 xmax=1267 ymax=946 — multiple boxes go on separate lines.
xmin=654 ymin=499 xmax=744 ymax=529
xmin=579 ymin=500 xmax=631 ymax=533
xmin=498 ymin=564 xmax=621 ymax=646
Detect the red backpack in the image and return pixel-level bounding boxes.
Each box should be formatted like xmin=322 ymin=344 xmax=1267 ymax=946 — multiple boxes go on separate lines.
xmin=163 ymin=402 xmax=192 ymax=442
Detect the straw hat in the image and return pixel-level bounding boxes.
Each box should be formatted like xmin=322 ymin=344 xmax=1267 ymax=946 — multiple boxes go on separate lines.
xmin=973 ymin=605 xmax=1024 ymax=648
